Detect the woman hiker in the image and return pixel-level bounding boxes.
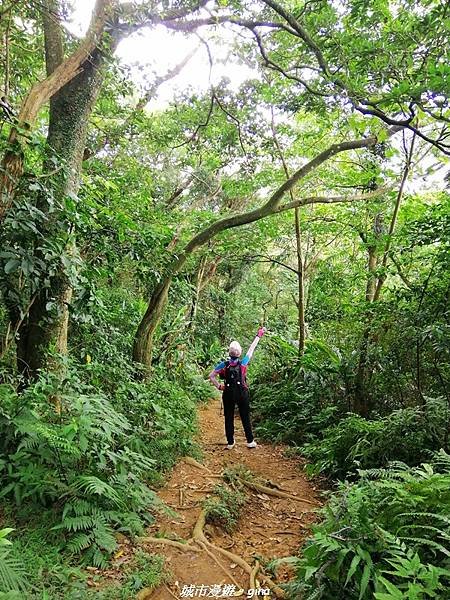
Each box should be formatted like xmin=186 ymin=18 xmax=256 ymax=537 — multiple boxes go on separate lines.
xmin=209 ymin=327 xmax=266 ymax=449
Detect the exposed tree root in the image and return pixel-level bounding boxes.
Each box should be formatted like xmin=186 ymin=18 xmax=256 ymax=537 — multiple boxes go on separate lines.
xmin=164 ymin=584 xmax=179 ymax=600
xmin=181 ymin=456 xmax=212 ymax=472
xmin=204 ymin=539 xmax=253 ymax=576
xmin=251 ymin=525 xmax=271 ymax=539
xmin=138 ymin=536 xmax=201 ymax=553
xmin=250 ymin=560 xmax=260 ymax=589
xmin=192 ymin=508 xmax=287 ymax=598
xmin=239 ymin=478 xmax=316 ymax=505
xmin=196 ymin=540 xmax=242 ymax=589
xmin=146 ymin=446 xmax=315 ymax=598
xmin=264 ymin=479 xmax=289 ymax=492
xmin=192 ymin=507 xmax=208 ymax=543
xmin=136 ymin=587 xmax=153 ymax=599
xmin=172 ymin=502 xmax=202 ymax=510
xmin=255 ymin=573 xmax=287 ymax=598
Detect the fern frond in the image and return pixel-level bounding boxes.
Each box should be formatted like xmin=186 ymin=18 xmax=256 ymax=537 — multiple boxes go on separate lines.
xmin=431 ymin=449 xmax=450 ymax=473
xmin=0 ymin=552 xmax=27 ymax=593
xmin=62 ymin=499 xmax=96 ymax=519
xmin=91 ymin=522 xmax=117 ymax=553
xmin=398 ymin=536 xmax=450 ymax=556
xmin=72 ymin=476 xmax=124 ymax=508
xmin=87 ymin=546 xmax=109 ymax=568
xmin=66 ymin=533 xmax=93 ymax=554
xmin=54 ymin=515 xmax=96 ymax=532
xmin=31 ymin=423 xmax=80 ymax=456
xmin=396 ymin=524 xmax=448 ymax=537
xmin=396 ymin=512 xmax=450 ymax=526
xmin=75 ymin=395 xmax=131 ymax=437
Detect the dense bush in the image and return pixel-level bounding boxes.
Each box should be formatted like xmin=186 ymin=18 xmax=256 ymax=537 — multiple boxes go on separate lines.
xmin=251 ymin=335 xmax=349 ymax=443
xmin=0 ymin=364 xmax=199 ymax=567
xmin=302 ymin=398 xmax=450 ymax=479
xmin=250 ymin=335 xmax=449 ymax=480
xmin=291 ymin=451 xmax=450 ymax=599
xmin=0 ymin=528 xmax=26 ymax=596
xmin=204 ymin=484 xmax=247 ymax=533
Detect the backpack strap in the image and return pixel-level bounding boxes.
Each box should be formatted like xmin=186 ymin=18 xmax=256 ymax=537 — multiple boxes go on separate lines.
xmin=224 ymin=359 xmax=245 ymax=388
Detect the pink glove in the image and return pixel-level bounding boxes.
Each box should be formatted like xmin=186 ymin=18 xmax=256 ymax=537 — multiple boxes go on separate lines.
xmin=257 ymin=327 xmax=266 ymax=338
xmin=219 ymin=384 xmax=225 ymax=391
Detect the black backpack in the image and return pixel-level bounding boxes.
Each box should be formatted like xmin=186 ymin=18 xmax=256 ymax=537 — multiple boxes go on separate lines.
xmin=224 ymin=360 xmax=246 ymax=389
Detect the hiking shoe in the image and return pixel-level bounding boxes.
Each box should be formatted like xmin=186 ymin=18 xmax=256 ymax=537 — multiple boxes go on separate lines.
xmin=247 ymin=441 xmax=257 ymax=448
xmin=226 ymin=442 xmax=235 ymax=450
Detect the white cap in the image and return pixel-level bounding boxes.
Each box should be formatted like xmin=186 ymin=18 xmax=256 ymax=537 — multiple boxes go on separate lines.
xmin=228 ymin=341 xmax=242 ymax=357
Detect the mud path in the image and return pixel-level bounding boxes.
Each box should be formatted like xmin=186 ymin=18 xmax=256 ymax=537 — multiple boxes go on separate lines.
xmin=141 ymin=398 xmax=321 ymax=599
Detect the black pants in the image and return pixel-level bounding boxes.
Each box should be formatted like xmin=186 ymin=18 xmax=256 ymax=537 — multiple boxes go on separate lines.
xmin=223 ymin=387 xmax=254 ymax=444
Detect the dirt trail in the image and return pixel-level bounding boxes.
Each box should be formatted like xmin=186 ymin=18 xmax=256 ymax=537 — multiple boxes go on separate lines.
xmin=141 ymin=398 xmax=321 ymax=599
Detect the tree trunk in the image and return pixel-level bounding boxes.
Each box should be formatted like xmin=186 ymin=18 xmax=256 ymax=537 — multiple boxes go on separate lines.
xmin=17 ymin=26 xmax=107 ymax=377
xmin=0 ymin=0 xmax=111 ymax=222
xmin=294 ymin=207 xmax=306 ymax=356
xmin=353 ymin=215 xmax=382 ymax=415
xmin=132 ymin=280 xmax=173 ymax=371
xmin=188 ymin=256 xmax=207 ymax=331
xmin=353 ymin=135 xmax=416 ymax=413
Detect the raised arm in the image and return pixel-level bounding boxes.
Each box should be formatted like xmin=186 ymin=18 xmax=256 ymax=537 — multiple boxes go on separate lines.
xmin=243 ymin=327 xmax=266 ymax=364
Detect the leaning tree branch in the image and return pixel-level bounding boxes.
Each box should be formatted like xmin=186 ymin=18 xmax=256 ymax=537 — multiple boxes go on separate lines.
xmin=0 ymin=0 xmax=113 ymax=221
xmin=117 ymin=0 xmax=210 ymax=25
xmin=275 ymin=188 xmax=389 ymax=214
xmin=373 ymin=130 xmax=417 ymax=300
xmin=182 ymin=133 xmax=398 ymax=254
xmin=260 ymin=0 xmax=331 ymax=77
xmin=251 ymin=29 xmax=329 ymax=97
xmin=135 ymin=131 xmax=401 ymax=367
xmin=355 ymin=105 xmax=450 ymax=155
xmin=17 ymin=0 xmax=112 ymax=127
xmin=212 ymin=90 xmax=247 ymax=154
xmin=171 ymin=92 xmax=215 ymax=149
xmin=231 ymin=254 xmax=300 ymax=276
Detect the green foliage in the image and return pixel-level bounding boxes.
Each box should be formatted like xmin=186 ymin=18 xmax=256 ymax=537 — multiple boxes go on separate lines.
xmin=0 ymin=1 xmax=449 ymax=598
xmin=293 ymin=452 xmax=450 ymax=599
xmin=204 ymin=483 xmax=247 ymax=533
xmin=301 ymin=398 xmax=450 ymax=478
xmin=0 ymin=529 xmax=27 ymax=595
xmin=251 ymin=335 xmax=348 ymax=443
xmin=83 ymin=550 xmax=167 ymax=600
xmin=0 ymin=367 xmax=199 ymax=566
xmin=3 ymin=514 xmax=167 ymax=599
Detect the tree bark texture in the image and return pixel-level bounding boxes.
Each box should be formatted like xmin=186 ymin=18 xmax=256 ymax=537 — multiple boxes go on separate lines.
xmin=0 ymin=0 xmax=111 ymax=222
xmin=294 ymin=207 xmax=305 ymax=356
xmin=17 ymin=21 xmax=108 ymax=377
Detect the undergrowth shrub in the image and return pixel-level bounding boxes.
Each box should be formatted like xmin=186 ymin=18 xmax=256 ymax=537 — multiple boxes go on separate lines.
xmin=85 ymin=549 xmax=168 ymax=599
xmin=113 ymin=368 xmax=200 ymax=476
xmin=292 ymin=450 xmax=450 ymax=600
xmin=204 ymin=484 xmax=247 ymax=533
xmin=0 ymin=528 xmax=26 ymax=596
xmin=251 ymin=335 xmax=349 ymax=443
xmin=0 ymin=363 xmax=199 ymax=567
xmin=302 ymin=398 xmax=450 ymax=479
